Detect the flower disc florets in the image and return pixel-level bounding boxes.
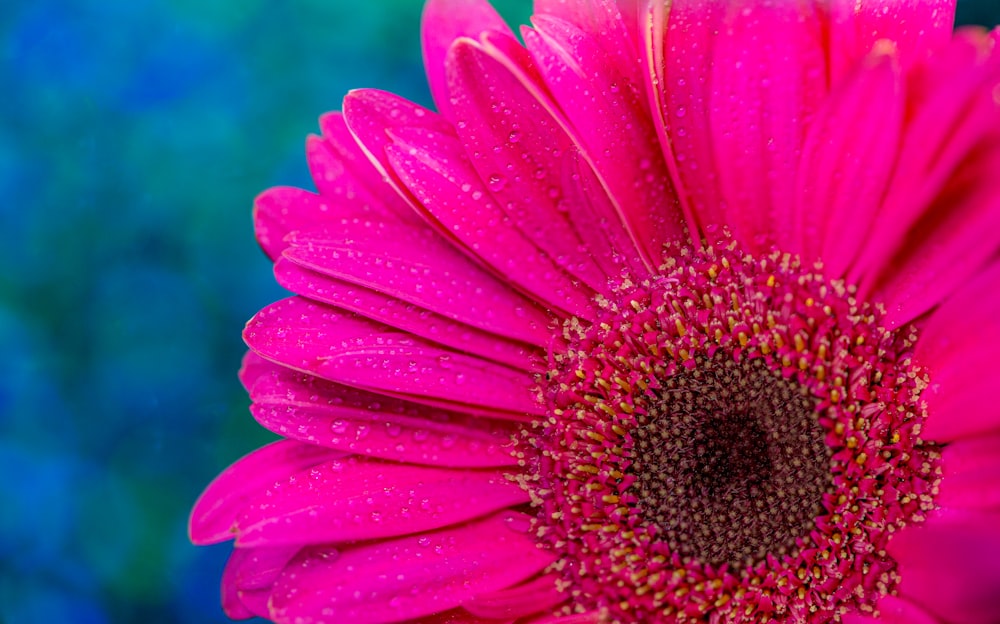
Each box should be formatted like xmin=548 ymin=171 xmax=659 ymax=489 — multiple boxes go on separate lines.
xmin=527 ymin=235 xmax=940 ymax=623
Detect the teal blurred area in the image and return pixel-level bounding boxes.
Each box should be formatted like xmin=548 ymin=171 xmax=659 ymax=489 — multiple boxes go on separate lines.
xmin=0 ymin=1 xmax=996 ymax=623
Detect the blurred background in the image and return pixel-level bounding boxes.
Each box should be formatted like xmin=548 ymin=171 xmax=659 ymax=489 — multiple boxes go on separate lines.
xmin=1 ymin=1 xmax=997 ymax=623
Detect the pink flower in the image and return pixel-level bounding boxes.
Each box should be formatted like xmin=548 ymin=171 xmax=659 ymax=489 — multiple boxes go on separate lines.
xmin=190 ymin=1 xmax=1000 ymax=622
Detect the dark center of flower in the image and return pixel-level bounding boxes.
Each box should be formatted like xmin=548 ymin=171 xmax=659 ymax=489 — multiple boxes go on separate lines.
xmin=525 ymin=234 xmax=940 ymax=623
xmin=631 ymin=352 xmax=830 ymax=568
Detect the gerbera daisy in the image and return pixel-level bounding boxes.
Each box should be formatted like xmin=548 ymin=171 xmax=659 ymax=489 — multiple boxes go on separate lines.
xmin=190 ymin=0 xmax=1000 ymax=622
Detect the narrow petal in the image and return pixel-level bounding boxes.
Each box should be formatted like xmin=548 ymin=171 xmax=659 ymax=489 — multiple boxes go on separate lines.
xmin=708 ymin=1 xmax=827 ymax=252
xmin=524 ymin=14 xmax=686 ymax=264
xmin=233 ymin=458 xmax=528 ymax=547
xmin=867 ymin=136 xmax=1000 ymax=327
xmin=560 ymin=150 xmax=650 ymax=281
xmin=222 ymin=546 xmax=301 ymax=620
xmin=937 ymin=434 xmax=1000 ymax=510
xmin=280 ymin=218 xmax=552 ymax=342
xmin=344 ymin=88 xmax=596 ymax=316
xmin=244 ymin=297 xmax=544 ymax=418
xmin=444 ymin=37 xmax=612 ymax=284
xmin=274 ymin=258 xmax=543 ymax=369
xmin=268 ymin=511 xmax=556 ymax=624
xmin=793 ymin=49 xmax=903 ymax=276
xmin=850 ymin=31 xmax=1000 ymax=298
xmin=190 ymin=440 xmax=345 ymax=545
xmin=421 ymin=0 xmax=514 ymax=118
xmin=648 ymin=0 xmax=727 ymax=230
xmin=461 ymin=573 xmax=565 ymax=619
xmin=385 ymin=126 xmax=598 ymax=316
xmin=242 ymin=352 xmax=521 ymax=466
xmin=827 ymin=0 xmax=956 ymax=85
xmin=888 ymin=508 xmax=1000 ymax=624
xmin=916 ymin=260 xmax=1000 ymax=441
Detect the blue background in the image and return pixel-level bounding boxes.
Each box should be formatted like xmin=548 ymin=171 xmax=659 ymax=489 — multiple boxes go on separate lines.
xmin=1 ymin=2 xmax=996 ymax=623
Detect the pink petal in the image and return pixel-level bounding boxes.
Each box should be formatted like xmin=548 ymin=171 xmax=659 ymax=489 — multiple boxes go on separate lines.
xmin=250 ymin=403 xmax=519 ymax=468
xmin=253 ymin=186 xmax=337 ymax=262
xmin=190 ymin=440 xmax=345 ymax=545
xmin=842 ymin=595 xmax=941 ymax=624
xmin=421 ymin=0 xmax=514 ymax=118
xmin=244 ymin=296 xmax=544 ymax=418
xmin=866 ymin=138 xmax=1000 ymax=327
xmin=221 ymin=545 xmax=301 ymax=620
xmin=280 ymin=218 xmax=552 ymax=343
xmin=524 ymin=14 xmax=686 ymax=265
xmin=444 ymin=37 xmax=612 ymax=287
xmin=707 ymin=1 xmax=827 ymax=253
xmin=646 ymin=0 xmax=726 ymax=231
xmin=559 ymin=149 xmax=650 ymax=281
xmin=827 ymin=0 xmax=956 ymax=85
xmin=221 ymin=549 xmax=257 ymax=619
xmin=268 ymin=511 xmax=556 ymax=623
xmin=850 ymin=31 xmax=1000 ymax=301
xmin=889 ymin=508 xmax=1000 ymax=624
xmin=461 ymin=573 xmax=565 ymax=619
xmin=241 ymin=352 xmax=523 ymax=467
xmin=304 ymin=134 xmax=416 ymax=227
xmin=534 ymin=0 xmax=643 ymax=91
xmin=233 ymin=457 xmax=528 ymax=547
xmin=937 ymin=434 xmax=1000 ymax=510
xmin=344 ymin=88 xmax=596 ymax=316
xmin=793 ymin=49 xmax=903 ymax=277
xmin=916 ymin=260 xmax=1000 ymax=441
xmin=384 ymin=127 xmax=598 ymax=315
xmin=274 ymin=258 xmax=542 ymax=370
xmin=317 ymin=111 xmax=417 ymax=218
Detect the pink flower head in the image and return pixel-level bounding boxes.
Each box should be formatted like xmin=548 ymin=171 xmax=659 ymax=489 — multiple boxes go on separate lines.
xmin=190 ymin=1 xmax=1000 ymax=622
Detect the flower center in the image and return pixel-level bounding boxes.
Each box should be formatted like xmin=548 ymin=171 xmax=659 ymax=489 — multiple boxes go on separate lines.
xmin=525 ymin=235 xmax=939 ymax=623
xmin=631 ymin=352 xmax=830 ymax=569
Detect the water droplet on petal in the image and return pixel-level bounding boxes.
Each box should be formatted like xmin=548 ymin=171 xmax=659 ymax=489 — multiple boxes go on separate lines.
xmin=487 ymin=174 xmax=506 ymax=191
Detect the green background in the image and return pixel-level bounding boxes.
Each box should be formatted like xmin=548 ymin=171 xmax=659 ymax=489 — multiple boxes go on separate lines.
xmin=1 ymin=1 xmax=995 ymax=622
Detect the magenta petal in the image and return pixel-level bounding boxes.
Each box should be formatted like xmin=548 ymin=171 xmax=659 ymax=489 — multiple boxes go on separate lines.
xmin=560 ymin=149 xmax=650 ymax=281
xmin=534 ymin=0 xmax=643 ymax=92
xmin=649 ymin=0 xmax=726 ymax=231
xmin=421 ymin=0 xmax=513 ymax=118
xmin=242 ymin=352 xmax=522 ymax=466
xmin=867 ymin=141 xmax=1000 ymax=327
xmin=254 ymin=186 xmax=336 ymax=262
xmin=889 ymin=509 xmax=1000 ymax=624
xmin=221 ymin=546 xmax=302 ymax=620
xmin=794 ymin=50 xmax=903 ymax=276
xmin=384 ymin=127 xmax=598 ymax=315
xmin=461 ymin=573 xmax=565 ymax=619
xmin=244 ymin=297 xmax=544 ymax=417
xmin=274 ymin=258 xmax=542 ymax=369
xmin=937 ymin=434 xmax=1000 ymax=510
xmin=221 ymin=549 xmax=259 ymax=619
xmin=524 ymin=16 xmax=685 ymax=266
xmin=708 ymin=2 xmax=827 ymax=253
xmin=189 ymin=440 xmax=345 ymax=545
xmin=233 ymin=458 xmax=528 ymax=547
xmin=827 ymin=0 xmax=956 ymax=84
xmin=917 ymin=261 xmax=1000 ymax=441
xmin=842 ymin=595 xmax=941 ymax=624
xmin=443 ymin=37 xmax=612 ymax=285
xmin=850 ymin=32 xmax=1000 ymax=300
xmin=268 ymin=511 xmax=556 ymax=624
xmin=281 ymin=218 xmax=552 ymax=343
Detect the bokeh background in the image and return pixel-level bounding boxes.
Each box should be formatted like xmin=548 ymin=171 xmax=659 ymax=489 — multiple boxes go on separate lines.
xmin=2 ymin=1 xmax=998 ymax=623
